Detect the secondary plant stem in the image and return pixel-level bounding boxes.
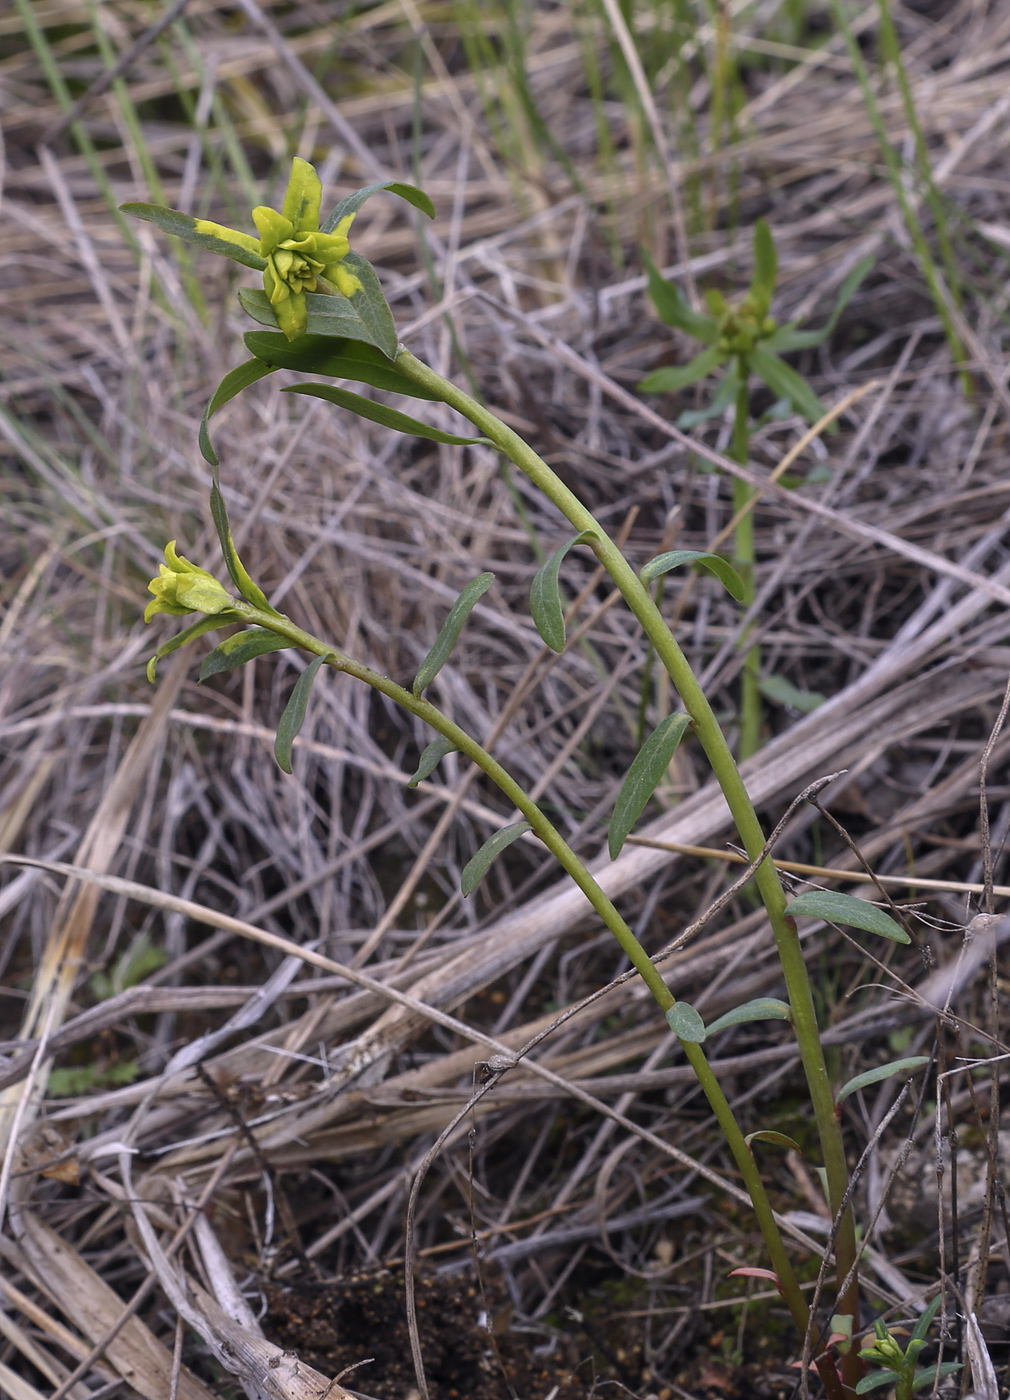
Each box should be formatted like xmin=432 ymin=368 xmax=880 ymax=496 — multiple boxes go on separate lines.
xmin=231 ymin=598 xmax=829 ymax=1371
xmin=730 ymin=368 xmax=761 ymax=761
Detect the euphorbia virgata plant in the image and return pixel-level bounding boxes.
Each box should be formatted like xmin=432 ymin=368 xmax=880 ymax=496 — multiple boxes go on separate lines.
xmin=126 ymin=162 xmax=932 ymax=1398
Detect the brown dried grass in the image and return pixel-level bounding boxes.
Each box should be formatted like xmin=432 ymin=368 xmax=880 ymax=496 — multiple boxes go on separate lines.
xmin=2 ymin=0 xmax=1010 ymax=1394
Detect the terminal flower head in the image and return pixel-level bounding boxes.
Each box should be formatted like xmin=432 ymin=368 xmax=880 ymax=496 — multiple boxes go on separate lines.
xmin=146 ymin=542 xmax=237 ymax=621
xmin=192 ymin=158 xmax=361 ymax=340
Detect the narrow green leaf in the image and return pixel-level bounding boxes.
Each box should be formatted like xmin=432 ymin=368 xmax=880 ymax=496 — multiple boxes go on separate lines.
xmin=768 ymin=257 xmax=875 ymax=353
xmin=705 ymin=998 xmax=792 ymax=1038
xmin=910 ymin=1295 xmax=942 ymax=1344
xmin=412 ymin=573 xmax=495 ymax=697
xmin=744 ymin=1129 xmax=802 ymax=1152
xmin=462 ymin=821 xmax=532 ymax=897
xmin=209 ymin=480 xmax=276 ymax=614
xmin=408 ymin=736 xmax=460 ymax=787
xmin=275 ymin=652 xmax=333 ymax=774
xmin=639 ymin=550 xmax=746 ymax=602
xmin=855 ymin=1370 xmax=902 ymax=1393
xmin=912 ymin=1363 xmax=962 ymax=1391
xmin=749 ymin=348 xmax=827 ymax=426
xmin=750 ymin=219 xmax=778 ymax=316
xmin=121 ymin=202 xmax=267 ymax=270
xmin=758 ymin=674 xmax=826 ymax=713
xmin=786 ymin=890 xmax=909 ymax=943
xmin=240 ymin=253 xmax=398 ymax=358
xmin=529 ymin=530 xmax=598 ymax=652
xmin=244 ymin=332 xmax=440 ymax=400
xmin=609 ymin=713 xmax=692 ymax=859
xmin=200 ymin=627 xmax=292 ymax=680
xmin=639 ymin=344 xmax=727 ymax=395
xmin=286 ymin=384 xmax=488 ymax=445
xmin=642 ymin=250 xmax=719 ymax=343
xmin=322 ymin=180 xmax=436 ymax=233
xmin=677 ymin=365 xmax=740 ymax=430
xmin=666 ymin=1002 xmax=707 ymax=1043
xmin=836 ymin=1055 xmax=930 ymax=1105
xmin=199 ymin=358 xmax=275 ymax=466
xmin=147 ymin=612 xmax=241 ymax=682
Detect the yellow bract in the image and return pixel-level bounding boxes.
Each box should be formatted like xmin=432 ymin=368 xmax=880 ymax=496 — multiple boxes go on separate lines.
xmin=194 ymin=160 xmax=360 ymax=340
xmin=145 ymin=542 xmax=235 ymax=621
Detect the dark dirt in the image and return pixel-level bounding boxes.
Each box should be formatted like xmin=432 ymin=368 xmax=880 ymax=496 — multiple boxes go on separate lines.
xmin=264 ymin=1270 xmax=588 ymax=1399
xmin=261 ymin=1269 xmax=800 ymax=1399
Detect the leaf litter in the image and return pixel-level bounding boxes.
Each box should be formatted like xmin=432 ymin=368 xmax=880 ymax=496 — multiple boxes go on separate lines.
xmin=2 ymin=0 xmax=1010 ymax=1395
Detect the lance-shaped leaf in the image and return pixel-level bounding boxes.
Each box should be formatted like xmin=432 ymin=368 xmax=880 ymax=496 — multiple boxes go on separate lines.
xmin=322 ymin=179 xmax=436 ymax=232
xmin=529 ymin=529 xmax=598 ymax=652
xmin=639 ymin=343 xmax=727 ymax=395
xmin=836 ymin=1055 xmax=930 ymax=1105
xmin=239 ymin=251 xmax=398 ymax=358
xmin=749 ymin=348 xmax=826 ymax=426
xmin=609 ymin=712 xmax=692 ymax=859
xmin=244 ymin=331 xmax=441 ymax=399
xmin=412 ymin=573 xmax=495 ymax=696
xmin=200 ymin=358 xmax=276 ymax=466
xmin=909 ymin=1366 xmax=962 ymax=1393
xmin=209 ymin=479 xmax=278 ymax=615
xmin=786 ymin=889 xmax=909 ymax=944
xmin=854 ymin=1372 xmax=902 ymax=1394
xmin=641 ymin=249 xmax=719 ymax=344
xmin=765 ymin=257 xmax=874 ymax=353
xmin=677 ymin=364 xmax=740 ymax=430
xmin=462 ymin=820 xmax=532 ymax=897
xmin=759 ymin=674 xmax=826 ymax=713
xmin=666 ymin=1001 xmax=706 ymax=1043
xmin=286 ymin=384 xmax=489 ymax=446
xmin=744 ymin=1129 xmax=802 ymax=1152
xmin=275 ymin=652 xmax=333 ymax=774
xmin=146 ymin=612 xmax=242 ymax=682
xmin=200 ymin=627 xmax=292 ymax=680
xmin=704 ymin=998 xmax=792 ymax=1038
xmin=121 ymin=202 xmax=267 ymax=270
xmin=750 ymin=219 xmax=778 ymax=317
xmin=640 ymin=549 xmax=745 ymax=602
xmin=408 ymin=735 xmax=460 ymax=788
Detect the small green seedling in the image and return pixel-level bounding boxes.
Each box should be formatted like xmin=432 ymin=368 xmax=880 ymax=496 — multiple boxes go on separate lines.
xmin=639 ymin=223 xmax=872 ymax=757
xmin=856 ymin=1295 xmax=961 ymax=1397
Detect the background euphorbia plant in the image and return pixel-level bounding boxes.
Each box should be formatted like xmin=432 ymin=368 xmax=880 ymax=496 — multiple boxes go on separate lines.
xmin=639 ymin=225 xmax=873 ymax=758
xmin=128 ymin=162 xmax=931 ymax=1398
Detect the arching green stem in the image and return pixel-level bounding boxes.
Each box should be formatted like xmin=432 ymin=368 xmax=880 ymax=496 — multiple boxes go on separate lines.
xmin=393 ymin=346 xmax=861 ymax=1391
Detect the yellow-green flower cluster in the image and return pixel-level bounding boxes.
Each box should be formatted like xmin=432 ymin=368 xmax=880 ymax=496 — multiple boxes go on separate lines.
xmin=194 ymin=158 xmax=361 ymax=340
xmin=145 ymin=542 xmax=236 ymax=621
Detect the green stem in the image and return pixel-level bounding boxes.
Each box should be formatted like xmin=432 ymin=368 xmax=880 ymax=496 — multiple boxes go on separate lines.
xmin=730 ymin=367 xmax=761 ymax=762
xmin=232 ymin=598 xmax=819 ymax=1358
xmin=393 ymin=348 xmax=861 ymax=1383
